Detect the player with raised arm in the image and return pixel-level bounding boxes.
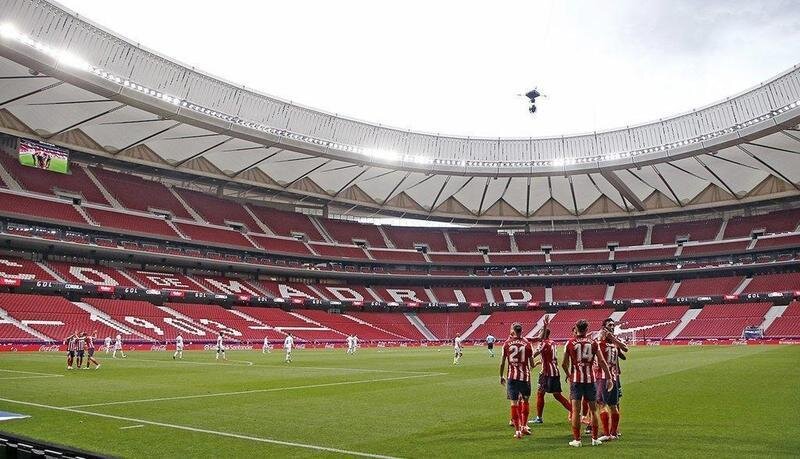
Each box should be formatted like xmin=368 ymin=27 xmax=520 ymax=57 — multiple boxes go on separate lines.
xmin=486 ymin=334 xmax=496 ymax=357
xmin=500 ymin=322 xmax=536 ymax=439
xmin=215 ymin=332 xmax=227 ymax=361
xmin=103 ymin=336 xmax=111 ymax=354
xmin=84 ymin=330 xmax=100 ymax=369
xmin=75 ymin=332 xmax=86 ymax=368
xmin=595 ymin=318 xmax=629 ymax=441
xmin=284 ymin=333 xmax=294 ymax=363
xmin=112 ymin=334 xmax=126 ymax=358
xmin=562 ymin=319 xmax=613 ymax=447
xmin=64 ymin=331 xmax=77 ymax=370
xmin=173 ymin=334 xmax=184 ymax=360
xmin=531 ymin=316 xmax=572 ymax=424
xmin=262 ymin=336 xmax=271 ymax=354
xmin=453 ymin=335 xmax=464 ymax=365
xmin=352 ymin=335 xmax=359 ymax=355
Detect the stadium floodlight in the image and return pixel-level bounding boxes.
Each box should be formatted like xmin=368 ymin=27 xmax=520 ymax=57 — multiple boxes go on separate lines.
xmin=55 ymin=50 xmax=90 ymax=71
xmin=0 ymin=23 xmax=20 ymax=40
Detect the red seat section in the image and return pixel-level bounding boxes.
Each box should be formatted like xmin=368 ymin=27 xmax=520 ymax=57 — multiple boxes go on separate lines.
xmin=491 ymin=286 xmax=545 ymax=303
xmin=470 ymin=310 xmax=545 ymax=340
xmin=249 ymin=235 xmax=312 ymax=255
xmin=0 ymin=320 xmax=40 ymax=341
xmin=676 ymin=302 xmax=771 ymax=339
xmin=742 ymin=272 xmax=800 ymax=294
xmin=428 ymin=253 xmax=485 ymax=264
xmin=86 ymin=207 xmax=178 ymax=238
xmin=127 ymin=270 xmax=204 ymax=292
xmin=724 ymin=209 xmax=800 ymax=238
xmin=651 ymin=219 xmax=722 ymax=244
xmin=382 ymin=226 xmax=448 ymax=251
xmin=46 ymin=261 xmax=131 ymax=286
xmin=368 ymin=249 xmax=427 ymax=263
xmin=247 ymin=206 xmax=324 ymax=241
xmin=84 ymin=298 xmax=215 ymax=341
xmin=175 ymin=222 xmax=255 ymax=248
xmin=373 ymin=286 xmax=432 ymax=303
xmin=754 ymin=234 xmax=800 ymax=250
xmin=550 ymin=251 xmax=610 ymax=263
xmin=614 ymin=246 xmax=677 ymax=262
xmin=431 ymin=287 xmax=487 ymax=303
xmin=515 ymin=231 xmax=577 ymax=251
xmin=582 ymin=227 xmax=647 ymax=249
xmin=89 ymin=167 xmax=190 ymax=217
xmin=674 ymin=276 xmax=743 ymax=297
xmin=765 ymin=301 xmax=800 ymax=338
xmin=0 ymin=257 xmax=56 ymax=281
xmin=317 ymin=285 xmax=377 ymax=302
xmin=0 ymin=155 xmax=109 ymax=205
xmin=321 ymin=219 xmax=387 ymax=248
xmin=448 ymin=230 xmax=511 ymax=252
xmin=175 ymin=189 xmax=260 ymax=231
xmin=348 ymin=312 xmax=426 ymax=340
xmin=0 ymin=293 xmax=124 ymax=341
xmin=551 ymin=284 xmax=607 ymax=302
xmin=310 ymin=243 xmax=370 ymax=260
xmin=547 ymin=308 xmax=614 ymax=340
xmin=416 ymin=312 xmax=479 ymax=340
xmin=0 ymin=191 xmax=86 ymax=224
xmin=617 ymin=305 xmax=689 ymax=340
xmin=612 ymin=280 xmax=673 ymax=300
xmin=294 ymin=309 xmax=404 ymax=341
xmin=488 ymin=253 xmax=547 ymax=264
xmin=235 ymin=307 xmax=339 ymax=342
xmin=189 ymin=276 xmax=264 ymax=296
xmin=258 ymin=281 xmax=321 ymax=300
xmin=680 ymin=240 xmax=750 ymax=257
xmin=165 ymin=303 xmax=273 ymax=341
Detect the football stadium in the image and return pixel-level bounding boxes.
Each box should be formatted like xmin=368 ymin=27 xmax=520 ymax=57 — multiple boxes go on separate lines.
xmin=0 ymin=0 xmax=799 ymax=457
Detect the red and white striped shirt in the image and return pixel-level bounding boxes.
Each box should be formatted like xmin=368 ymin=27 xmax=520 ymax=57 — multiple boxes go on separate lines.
xmin=566 ymin=337 xmax=601 ymax=384
xmin=75 ymin=337 xmax=85 ymax=351
xmin=502 ymin=337 xmax=533 ymax=382
xmin=66 ymin=336 xmax=77 ymax=352
xmin=593 ymin=340 xmax=619 ymax=381
xmin=86 ymin=336 xmax=95 ymax=349
xmin=537 ymin=339 xmax=560 ymax=377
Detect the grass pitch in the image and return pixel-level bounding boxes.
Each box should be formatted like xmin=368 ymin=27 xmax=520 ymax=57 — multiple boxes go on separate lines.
xmin=0 ymin=345 xmax=798 ymax=458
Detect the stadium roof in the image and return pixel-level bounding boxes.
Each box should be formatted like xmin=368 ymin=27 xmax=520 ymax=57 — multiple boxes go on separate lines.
xmin=0 ymin=0 xmax=799 ymax=222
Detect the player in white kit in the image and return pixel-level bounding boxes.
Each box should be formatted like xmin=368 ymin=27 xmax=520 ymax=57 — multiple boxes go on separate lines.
xmin=112 ymin=334 xmax=125 ymax=358
xmin=215 ymin=332 xmax=227 ymax=360
xmin=346 ymin=335 xmax=355 ymax=355
xmin=104 ymin=336 xmax=111 ymax=354
xmin=262 ymin=336 xmax=271 ymax=353
xmin=284 ymin=333 xmax=294 ymax=363
xmin=173 ymin=334 xmax=184 ymax=360
xmin=453 ymin=336 xmax=464 ymax=365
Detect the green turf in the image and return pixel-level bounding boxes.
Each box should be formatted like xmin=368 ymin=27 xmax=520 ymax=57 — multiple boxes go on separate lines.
xmin=0 ymin=345 xmax=798 ymax=458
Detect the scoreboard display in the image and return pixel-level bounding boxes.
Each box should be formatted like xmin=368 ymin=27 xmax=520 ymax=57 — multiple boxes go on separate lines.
xmin=18 ymin=138 xmax=69 ymax=174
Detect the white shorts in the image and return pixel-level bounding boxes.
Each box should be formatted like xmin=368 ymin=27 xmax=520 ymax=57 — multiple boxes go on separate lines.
xmin=285 ymin=347 xmax=292 ymax=353
xmin=176 ymin=345 xmax=183 ymax=351
xmin=114 ymin=344 xmax=122 ymax=350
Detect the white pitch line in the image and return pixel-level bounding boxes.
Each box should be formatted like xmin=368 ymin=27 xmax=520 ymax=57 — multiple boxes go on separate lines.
xmin=119 ymin=424 xmax=144 ymax=430
xmin=0 ymin=368 xmax=63 ymax=376
xmin=0 ymin=375 xmax=64 ymax=380
xmin=0 ymin=396 xmax=400 ymax=459
xmin=63 ymin=372 xmax=446 ymax=409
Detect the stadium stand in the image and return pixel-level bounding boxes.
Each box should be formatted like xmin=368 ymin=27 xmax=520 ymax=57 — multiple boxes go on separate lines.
xmin=175 ymin=222 xmax=255 ymax=248
xmin=742 ymin=272 xmax=800 ymax=293
xmin=551 ymin=283 xmax=607 ymax=301
xmin=174 ymin=189 xmax=261 ymax=230
xmin=322 ymin=219 xmax=387 ymax=247
xmin=309 ymin=243 xmax=370 ymax=260
xmin=617 ymin=305 xmax=689 ymax=340
xmin=0 ymin=154 xmax=109 ymax=205
xmin=317 ymin=284 xmax=377 ymax=302
xmin=293 ymin=309 xmax=404 ymax=340
xmin=249 ymin=234 xmax=312 ymax=255
xmin=46 ymin=261 xmax=132 ymax=286
xmin=724 ymin=209 xmax=800 ymax=238
xmin=368 ymin=248 xmax=427 ymax=263
xmin=83 ymin=298 xmax=216 ymax=341
xmin=680 ymin=240 xmax=750 ymax=257
xmin=431 ymin=287 xmax=488 ymax=303
xmin=381 ymin=226 xmax=449 ymax=252
xmin=546 ymin=308 xmax=615 ymax=340
xmin=448 ymin=230 xmax=511 ymax=252
xmin=0 ymin=257 xmax=56 ymax=281
xmin=373 ymin=286 xmax=432 ymax=303
xmin=515 ymin=231 xmax=577 ymax=251
xmin=469 ymin=310 xmax=545 ymax=339
xmin=348 ymin=312 xmax=427 ymax=340
xmin=674 ymin=276 xmax=743 ymax=297
xmin=487 ymin=253 xmax=547 ymax=264
xmin=613 ymin=246 xmax=677 ymax=262
xmin=85 ymin=207 xmax=178 ymax=237
xmin=549 ymin=251 xmax=610 ymax=263
xmin=88 ymin=167 xmax=191 ymax=218
xmin=235 ymin=307 xmax=342 ymax=342
xmin=581 ymin=226 xmax=647 ymax=248
xmin=491 ymin=286 xmax=546 ymax=303
xmin=165 ymin=303 xmax=273 ymax=341
xmin=428 ymin=253 xmax=485 ymax=264
xmin=247 ymin=206 xmax=325 ymax=241
xmin=764 ymin=301 xmax=800 ymax=338
xmin=676 ymin=302 xmax=772 ymax=339
xmin=0 ymin=191 xmax=87 ymax=224
xmin=416 ymin=312 xmax=479 ymax=340
xmin=612 ymin=280 xmax=673 ymax=299
xmin=0 ymin=293 xmax=122 ymax=341
xmin=651 ymin=218 xmax=722 ymax=244
xmin=126 ymin=270 xmax=204 ymax=292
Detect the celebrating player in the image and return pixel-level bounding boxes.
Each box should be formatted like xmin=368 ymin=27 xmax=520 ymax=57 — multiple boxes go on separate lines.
xmin=112 ymin=334 xmax=126 ymax=358
xmin=262 ymin=336 xmax=271 ymax=354
xmin=104 ymin=336 xmax=112 ymax=354
xmin=75 ymin=332 xmax=86 ymax=368
xmin=215 ymin=332 xmax=227 ymax=361
xmin=284 ymin=333 xmax=294 ymax=363
xmin=531 ymin=316 xmax=572 ymax=424
xmin=174 ymin=334 xmax=184 ymax=360
xmin=486 ymin=334 xmax=496 ymax=357
xmin=64 ymin=331 xmax=78 ymax=370
xmin=346 ymin=335 xmax=355 ymax=355
xmin=562 ymin=319 xmax=613 ymax=447
xmin=500 ymin=323 xmax=536 ymax=439
xmin=453 ymin=335 xmax=464 ymax=365
xmin=595 ymin=319 xmax=628 ymax=441
xmin=84 ymin=330 xmax=100 ymax=369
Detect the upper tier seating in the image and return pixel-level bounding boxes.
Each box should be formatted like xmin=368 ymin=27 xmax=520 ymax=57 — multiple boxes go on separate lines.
xmin=515 ymin=231 xmax=578 ymax=251
xmin=0 ymin=257 xmax=56 ymax=281
xmin=428 ymin=253 xmax=485 ymax=264
xmin=86 ymin=207 xmax=178 ymax=238
xmin=382 ymin=226 xmax=449 ymax=252
xmin=416 ymin=312 xmax=479 ymax=340
xmin=368 ymin=248 xmax=427 ymax=263
xmin=488 ymin=253 xmax=547 ymax=264
xmin=88 ymin=167 xmax=190 ymax=217
xmin=582 ymin=226 xmax=647 ymax=249
xmin=612 ymin=280 xmax=673 ymax=300
xmin=546 ymin=308 xmax=615 ymax=340
xmin=175 ymin=222 xmax=255 ymax=248
xmin=84 ymin=298 xmax=217 ymax=341
xmin=614 ymin=246 xmax=677 ymax=262
xmin=651 ymin=219 xmax=722 ymax=244
xmin=754 ymin=233 xmax=800 ymax=250
xmin=469 ymin=310 xmax=545 ymax=339
xmin=680 ymin=240 xmax=750 ymax=257
xmin=0 ymin=154 xmax=108 ymax=205
xmin=175 ymin=189 xmax=260 ymax=230
xmin=448 ymin=230 xmax=511 ymax=252
xmin=765 ymin=301 xmax=800 ymax=338
xmin=550 ymin=251 xmax=610 ymax=263
xmin=310 ymin=243 xmax=370 ymax=260
xmin=743 ymin=272 xmax=800 ymax=294
xmin=676 ymin=302 xmax=771 ymax=339
xmin=674 ymin=276 xmax=743 ymax=297
xmin=551 ymin=284 xmax=607 ymax=302
xmin=247 ymin=206 xmax=325 ymax=241
xmin=320 ymin=219 xmax=387 ymax=248
xmin=249 ymin=235 xmax=312 ymax=255
xmin=348 ymin=312 xmax=426 ymax=340
xmin=0 ymin=191 xmax=86 ymax=225
xmin=724 ymin=209 xmax=800 ymax=238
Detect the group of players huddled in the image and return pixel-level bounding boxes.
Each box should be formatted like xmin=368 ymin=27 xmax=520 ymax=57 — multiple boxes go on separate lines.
xmin=499 ymin=316 xmax=628 ymax=447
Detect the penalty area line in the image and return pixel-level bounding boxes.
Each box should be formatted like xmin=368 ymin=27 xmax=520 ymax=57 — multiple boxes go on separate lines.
xmin=63 ymin=372 xmax=447 ymax=409
xmin=0 ymin=368 xmax=64 ymax=377
xmin=0 ymin=397 xmax=401 ymax=459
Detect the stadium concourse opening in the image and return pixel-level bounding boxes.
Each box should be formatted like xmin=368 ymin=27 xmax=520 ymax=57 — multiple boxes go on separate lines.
xmin=0 ymin=0 xmax=799 ymax=456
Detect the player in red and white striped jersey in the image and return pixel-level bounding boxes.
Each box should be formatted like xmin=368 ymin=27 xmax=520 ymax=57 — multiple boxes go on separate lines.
xmin=74 ymin=332 xmax=86 ymax=368
xmin=562 ymin=319 xmax=613 ymax=447
xmin=84 ymin=330 xmax=100 ymax=370
xmin=593 ymin=319 xmax=628 ymax=441
xmin=64 ymin=331 xmax=78 ymax=370
xmin=532 ymin=316 xmax=572 ymax=424
xmin=500 ymin=322 xmax=537 ymax=439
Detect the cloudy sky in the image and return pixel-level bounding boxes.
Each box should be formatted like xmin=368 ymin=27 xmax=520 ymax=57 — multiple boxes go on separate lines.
xmin=56 ymin=0 xmax=800 ymax=138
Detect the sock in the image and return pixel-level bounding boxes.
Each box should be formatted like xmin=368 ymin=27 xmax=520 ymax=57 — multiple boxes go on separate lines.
xmin=611 ymin=411 xmax=620 ymax=436
xmin=555 ymin=393 xmax=572 ymax=412
xmin=536 ymin=391 xmax=545 ymax=417
xmin=600 ymin=411 xmax=610 ymax=436
xmin=582 ymin=400 xmax=589 ymax=417
xmin=572 ymin=424 xmax=581 ymax=441
xmin=521 ymin=400 xmax=530 ymax=426
xmin=591 ymin=422 xmax=598 ymax=440
xmin=511 ymin=405 xmax=520 ymax=431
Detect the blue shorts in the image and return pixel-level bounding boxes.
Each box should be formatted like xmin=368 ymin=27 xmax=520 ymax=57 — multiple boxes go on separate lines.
xmin=595 ymin=379 xmax=620 ymax=406
xmin=506 ymin=379 xmax=532 ymax=400
xmin=487 ymin=343 xmax=494 ymax=350
xmin=87 ymin=348 xmax=95 ymax=357
xmin=537 ymin=374 xmax=562 ymax=394
xmin=570 ymin=382 xmax=596 ymax=402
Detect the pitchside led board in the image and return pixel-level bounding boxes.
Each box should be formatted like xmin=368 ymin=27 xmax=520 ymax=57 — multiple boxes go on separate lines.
xmin=18 ymin=138 xmax=69 ymax=174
